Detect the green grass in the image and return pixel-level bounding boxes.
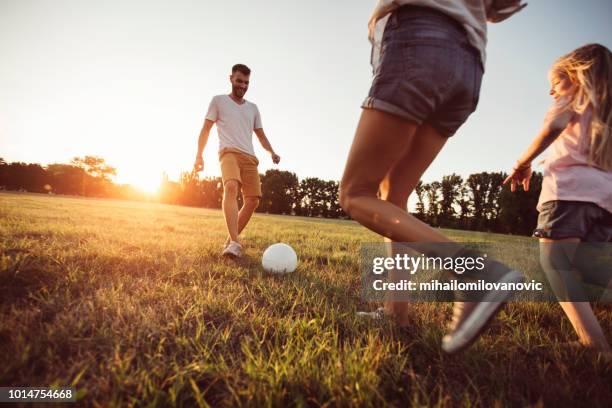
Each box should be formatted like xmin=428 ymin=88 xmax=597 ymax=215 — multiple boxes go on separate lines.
xmin=1 ymin=192 xmax=611 ymax=407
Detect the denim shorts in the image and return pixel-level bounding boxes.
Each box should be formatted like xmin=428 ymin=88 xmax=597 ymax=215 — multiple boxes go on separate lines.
xmin=534 ymin=200 xmax=612 ymax=242
xmin=363 ymin=6 xmax=483 ymax=138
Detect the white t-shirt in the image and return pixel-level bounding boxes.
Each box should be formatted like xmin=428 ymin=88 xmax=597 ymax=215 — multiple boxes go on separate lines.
xmin=205 ymin=95 xmax=263 ymax=157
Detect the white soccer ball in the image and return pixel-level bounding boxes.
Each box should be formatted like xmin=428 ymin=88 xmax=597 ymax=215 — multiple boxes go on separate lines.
xmin=262 ymin=243 xmax=298 ymax=273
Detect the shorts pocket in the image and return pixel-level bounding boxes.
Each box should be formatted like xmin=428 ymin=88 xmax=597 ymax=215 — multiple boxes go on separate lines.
xmin=400 ymin=40 xmax=456 ymax=91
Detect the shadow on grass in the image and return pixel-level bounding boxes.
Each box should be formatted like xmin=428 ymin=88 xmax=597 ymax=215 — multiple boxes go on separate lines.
xmin=0 ymin=248 xmax=62 ymax=304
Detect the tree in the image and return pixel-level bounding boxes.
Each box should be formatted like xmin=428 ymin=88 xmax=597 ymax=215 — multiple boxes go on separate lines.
xmin=413 ymin=180 xmax=427 ymax=221
xmin=200 ymin=177 xmax=224 ymax=209
xmin=0 ymin=162 xmax=48 ymax=192
xmin=0 ymin=158 xmax=6 ymax=189
xmin=423 ymin=181 xmax=441 ymax=225
xmin=497 ymin=171 xmax=543 ymax=235
xmin=46 ymin=164 xmax=88 ymax=195
xmin=295 ymin=177 xmax=346 ymax=218
xmin=70 ymin=156 xmax=117 ymax=196
xmin=70 ymin=156 xmax=117 ymax=180
xmin=323 ymin=180 xmax=346 ymax=218
xmin=456 ymin=184 xmax=472 ymax=230
xmin=296 ymin=178 xmax=320 ymax=217
xmin=439 ymin=174 xmax=463 ymax=227
xmin=259 ymin=170 xmax=299 ymax=214
xmin=466 ymin=173 xmax=488 ymax=230
xmin=482 ymin=172 xmax=505 ymax=230
xmin=179 ymin=171 xmax=203 ymax=206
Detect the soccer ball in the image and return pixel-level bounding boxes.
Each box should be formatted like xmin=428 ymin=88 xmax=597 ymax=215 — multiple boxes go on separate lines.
xmin=262 ymin=243 xmax=298 ymax=273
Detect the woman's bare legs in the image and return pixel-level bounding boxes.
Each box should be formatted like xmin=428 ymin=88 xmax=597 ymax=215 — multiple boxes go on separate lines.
xmin=377 ymin=123 xmax=449 ymax=325
xmin=540 ymin=237 xmax=611 ymax=352
xmin=559 ymin=302 xmax=611 ymax=352
xmin=339 ymin=110 xmax=452 ymax=243
xmin=342 ymin=109 xmax=522 ymax=353
xmin=340 ymin=110 xmax=458 ymax=325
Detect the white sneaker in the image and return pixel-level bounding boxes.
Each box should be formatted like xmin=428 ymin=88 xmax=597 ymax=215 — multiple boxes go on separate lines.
xmin=222 ymin=241 xmax=242 ymax=258
xmin=441 ymin=270 xmax=523 ymax=354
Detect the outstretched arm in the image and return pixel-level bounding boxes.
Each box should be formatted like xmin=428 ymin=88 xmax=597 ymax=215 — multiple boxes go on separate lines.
xmin=254 ymin=128 xmax=280 ymax=164
xmin=503 ymin=109 xmax=572 ymax=191
xmin=194 ymin=119 xmax=214 ymax=172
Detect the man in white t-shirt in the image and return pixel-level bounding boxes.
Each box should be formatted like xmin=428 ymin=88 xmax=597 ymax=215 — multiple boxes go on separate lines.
xmin=194 ymin=64 xmax=280 ymax=257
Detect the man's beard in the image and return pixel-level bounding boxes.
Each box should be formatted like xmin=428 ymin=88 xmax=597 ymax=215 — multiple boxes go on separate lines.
xmin=232 ymin=86 xmax=246 ymax=98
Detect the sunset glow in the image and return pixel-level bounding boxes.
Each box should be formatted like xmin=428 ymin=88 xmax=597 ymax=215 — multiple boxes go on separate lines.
xmin=117 ymin=168 xmax=163 ymax=194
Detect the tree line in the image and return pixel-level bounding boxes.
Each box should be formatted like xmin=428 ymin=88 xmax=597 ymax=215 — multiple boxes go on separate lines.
xmin=162 ymin=169 xmax=346 ymax=219
xmin=412 ymin=172 xmax=542 ymax=235
xmin=0 ymin=156 xmax=146 ymax=201
xmin=0 ymin=156 xmax=542 ymax=235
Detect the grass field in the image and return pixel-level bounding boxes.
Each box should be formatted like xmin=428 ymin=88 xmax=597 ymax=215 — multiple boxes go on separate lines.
xmin=1 ymin=192 xmax=611 ymax=407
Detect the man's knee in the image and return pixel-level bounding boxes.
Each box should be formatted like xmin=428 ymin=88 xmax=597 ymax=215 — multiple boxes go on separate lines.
xmin=223 ymin=180 xmax=240 ymax=198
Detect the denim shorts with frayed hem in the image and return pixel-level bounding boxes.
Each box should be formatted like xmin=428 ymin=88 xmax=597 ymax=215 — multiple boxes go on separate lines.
xmin=534 ymin=200 xmax=612 ymax=242
xmin=363 ymin=6 xmax=483 ymax=138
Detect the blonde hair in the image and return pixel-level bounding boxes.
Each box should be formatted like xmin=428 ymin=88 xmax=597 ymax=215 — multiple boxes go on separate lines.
xmin=551 ymin=43 xmax=612 ymax=171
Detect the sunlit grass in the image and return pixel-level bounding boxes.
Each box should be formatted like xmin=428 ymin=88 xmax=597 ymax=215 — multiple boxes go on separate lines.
xmin=0 ymin=192 xmax=611 ymax=407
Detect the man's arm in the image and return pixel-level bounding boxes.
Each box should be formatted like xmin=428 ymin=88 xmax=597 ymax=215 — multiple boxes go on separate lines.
xmin=194 ymin=119 xmax=215 ymax=172
xmin=254 ymin=128 xmax=280 ymax=164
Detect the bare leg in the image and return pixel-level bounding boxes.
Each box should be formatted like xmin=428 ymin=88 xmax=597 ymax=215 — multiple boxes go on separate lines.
xmin=340 ymin=111 xmax=469 ymax=328
xmin=558 ymin=302 xmax=611 ymax=352
xmin=343 ymin=110 xmax=518 ymax=354
xmin=222 ymin=180 xmax=240 ymax=243
xmin=339 ymin=110 xmax=453 ymax=244
xmin=377 ymin=124 xmax=449 ymax=325
xmin=226 ymin=197 xmax=260 ymax=245
xmin=540 ymin=237 xmax=611 ymax=352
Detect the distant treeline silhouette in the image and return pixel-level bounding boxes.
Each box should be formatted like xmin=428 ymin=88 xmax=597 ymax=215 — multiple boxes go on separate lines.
xmin=0 ymin=156 xmax=542 ymax=235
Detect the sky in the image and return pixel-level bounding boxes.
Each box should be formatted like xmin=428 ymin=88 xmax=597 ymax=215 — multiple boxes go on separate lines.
xmin=1 ymin=0 xmax=611 ymax=192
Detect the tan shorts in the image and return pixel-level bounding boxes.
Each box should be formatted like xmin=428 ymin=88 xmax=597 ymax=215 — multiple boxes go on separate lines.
xmin=219 ymin=148 xmax=262 ymax=197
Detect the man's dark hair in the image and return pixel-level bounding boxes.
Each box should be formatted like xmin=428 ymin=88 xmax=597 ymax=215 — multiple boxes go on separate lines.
xmin=232 ymin=64 xmax=251 ymax=76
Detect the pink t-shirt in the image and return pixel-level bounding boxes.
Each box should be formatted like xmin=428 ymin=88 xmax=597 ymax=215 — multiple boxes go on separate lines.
xmin=538 ymin=101 xmax=612 ymax=213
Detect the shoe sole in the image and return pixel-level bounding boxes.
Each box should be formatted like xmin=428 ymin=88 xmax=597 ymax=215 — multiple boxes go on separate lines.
xmin=356 ymin=307 xmax=386 ymax=320
xmin=221 ymin=247 xmax=242 ymax=258
xmin=442 ymin=270 xmax=523 ymax=354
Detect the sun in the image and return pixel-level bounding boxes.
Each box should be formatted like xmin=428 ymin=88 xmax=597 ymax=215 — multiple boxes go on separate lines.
xmin=118 ymin=168 xmax=162 ymax=194
xmin=132 ymin=177 xmax=161 ymax=194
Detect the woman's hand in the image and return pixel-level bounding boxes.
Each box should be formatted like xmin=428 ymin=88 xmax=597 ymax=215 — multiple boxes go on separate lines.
xmin=503 ymin=162 xmax=532 ymax=192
